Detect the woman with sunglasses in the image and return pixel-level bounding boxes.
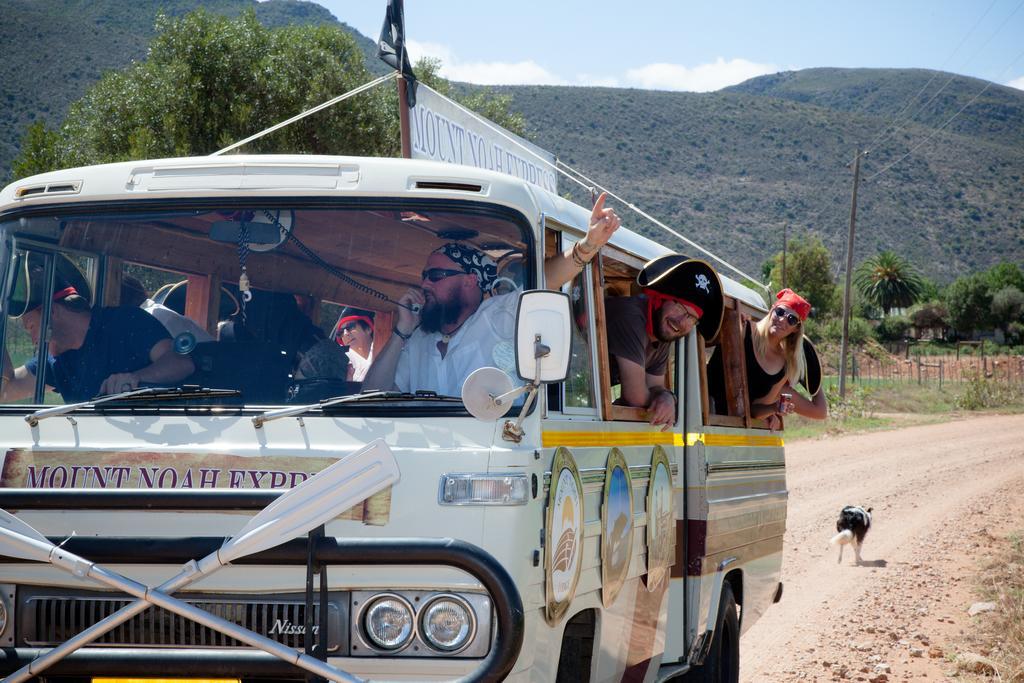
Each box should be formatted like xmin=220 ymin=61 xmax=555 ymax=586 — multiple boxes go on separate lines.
xmin=332 ymin=307 xmax=375 ymax=382
xmin=747 ymin=288 xmax=827 ymax=430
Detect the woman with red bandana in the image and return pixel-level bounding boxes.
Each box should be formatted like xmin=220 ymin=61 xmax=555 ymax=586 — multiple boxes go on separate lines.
xmin=747 ymin=288 xmax=827 ymax=430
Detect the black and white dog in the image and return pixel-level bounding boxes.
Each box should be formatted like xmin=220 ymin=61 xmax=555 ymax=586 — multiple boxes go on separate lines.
xmin=830 ymin=505 xmax=872 ymax=565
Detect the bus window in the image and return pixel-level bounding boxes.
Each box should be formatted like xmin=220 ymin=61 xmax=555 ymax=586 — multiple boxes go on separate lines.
xmin=703 ymin=298 xmax=774 ymax=429
xmin=1 ymin=247 xmax=98 ymax=405
xmin=593 ymin=250 xmax=676 ymax=423
xmin=1 ymin=204 xmax=532 ymax=407
xmin=562 ymin=236 xmax=597 ymax=412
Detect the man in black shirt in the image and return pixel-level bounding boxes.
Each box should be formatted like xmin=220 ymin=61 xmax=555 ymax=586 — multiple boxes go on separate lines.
xmin=605 ymin=256 xmax=723 ymax=429
xmin=2 ymin=254 xmax=194 ymax=402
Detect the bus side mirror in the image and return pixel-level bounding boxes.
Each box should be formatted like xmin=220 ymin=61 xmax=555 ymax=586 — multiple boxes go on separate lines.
xmin=515 ymin=290 xmax=571 ymax=384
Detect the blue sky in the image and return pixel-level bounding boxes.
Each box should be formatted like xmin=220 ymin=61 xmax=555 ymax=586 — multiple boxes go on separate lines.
xmin=316 ymin=1 xmax=1024 ymax=91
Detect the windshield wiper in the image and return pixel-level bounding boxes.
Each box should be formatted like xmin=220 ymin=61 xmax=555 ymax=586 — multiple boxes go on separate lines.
xmin=25 ymin=385 xmax=241 ymax=427
xmin=252 ymin=389 xmax=461 ymax=428
xmin=253 ymin=390 xmax=400 ymax=428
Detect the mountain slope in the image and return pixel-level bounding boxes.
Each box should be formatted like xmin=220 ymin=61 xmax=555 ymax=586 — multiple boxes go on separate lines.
xmin=2 ymin=3 xmax=1021 ymax=283
xmin=0 ymin=0 xmax=380 ymax=176
xmin=724 ymin=67 xmax=1024 ymax=149
xmin=478 ymin=74 xmax=1023 ymax=283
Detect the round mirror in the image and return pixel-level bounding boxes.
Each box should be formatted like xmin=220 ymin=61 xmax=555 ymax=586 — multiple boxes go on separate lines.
xmin=461 ymin=367 xmax=514 ymax=422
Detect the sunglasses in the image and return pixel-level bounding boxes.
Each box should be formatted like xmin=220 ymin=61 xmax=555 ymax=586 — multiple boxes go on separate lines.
xmin=773 ymin=307 xmax=800 ymax=326
xmin=421 ymin=268 xmax=467 ymax=283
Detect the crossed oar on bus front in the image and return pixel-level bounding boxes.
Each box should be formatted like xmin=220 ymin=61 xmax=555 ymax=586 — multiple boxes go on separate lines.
xmin=0 ymin=438 xmax=400 ymax=683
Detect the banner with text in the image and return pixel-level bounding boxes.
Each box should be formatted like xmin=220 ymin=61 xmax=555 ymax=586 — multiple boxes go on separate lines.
xmin=411 ymin=84 xmax=558 ymax=194
xmin=0 ymin=449 xmax=392 ymax=525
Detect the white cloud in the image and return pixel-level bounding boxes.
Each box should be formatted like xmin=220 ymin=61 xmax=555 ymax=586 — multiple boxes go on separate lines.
xmin=625 ymin=57 xmax=781 ymax=92
xmin=1007 ymin=75 xmax=1024 ymax=91
xmin=402 ymin=41 xmax=779 ymax=92
xmin=406 ymin=39 xmax=567 ymax=86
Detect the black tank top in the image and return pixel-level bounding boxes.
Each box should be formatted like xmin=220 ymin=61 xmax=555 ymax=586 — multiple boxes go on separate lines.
xmin=745 ymin=321 xmax=784 ymax=401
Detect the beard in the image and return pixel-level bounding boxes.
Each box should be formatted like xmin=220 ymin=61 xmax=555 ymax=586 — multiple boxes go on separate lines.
xmin=653 ymin=306 xmax=676 ymax=343
xmin=420 ymin=295 xmax=465 ymax=333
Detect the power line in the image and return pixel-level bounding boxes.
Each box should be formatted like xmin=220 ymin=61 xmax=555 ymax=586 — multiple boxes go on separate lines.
xmin=793 ymin=0 xmax=1023 ymax=277
xmin=864 ymin=0 xmax=1002 ymax=154
xmin=865 ymin=44 xmax=1024 ymax=182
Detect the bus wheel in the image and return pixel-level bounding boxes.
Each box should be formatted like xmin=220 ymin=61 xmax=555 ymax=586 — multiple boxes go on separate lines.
xmin=683 ymin=582 xmax=740 ymax=683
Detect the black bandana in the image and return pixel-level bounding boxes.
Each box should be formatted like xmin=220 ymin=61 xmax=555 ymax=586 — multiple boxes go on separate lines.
xmin=435 ymin=242 xmax=498 ymax=292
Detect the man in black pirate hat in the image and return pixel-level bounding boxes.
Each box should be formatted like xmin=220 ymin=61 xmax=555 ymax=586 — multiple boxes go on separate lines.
xmin=605 ymin=255 xmax=723 ymax=429
xmin=2 ymin=252 xmax=194 ymax=403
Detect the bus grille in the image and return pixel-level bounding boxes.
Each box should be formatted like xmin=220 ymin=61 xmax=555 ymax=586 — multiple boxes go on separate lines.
xmin=19 ymin=588 xmax=347 ymax=652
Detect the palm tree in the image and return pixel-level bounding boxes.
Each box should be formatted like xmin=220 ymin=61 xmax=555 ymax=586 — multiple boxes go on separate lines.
xmin=854 ymin=251 xmax=924 ymax=316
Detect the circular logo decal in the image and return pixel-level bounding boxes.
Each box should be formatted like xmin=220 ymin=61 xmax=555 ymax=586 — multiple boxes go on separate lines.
xmin=546 ymin=447 xmax=584 ymax=624
xmin=601 ymin=448 xmax=634 ymax=608
xmin=645 ymin=446 xmax=675 ymax=591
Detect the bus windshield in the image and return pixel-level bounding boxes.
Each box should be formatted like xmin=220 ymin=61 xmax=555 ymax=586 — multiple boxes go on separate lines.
xmin=0 ymin=201 xmax=531 ymax=409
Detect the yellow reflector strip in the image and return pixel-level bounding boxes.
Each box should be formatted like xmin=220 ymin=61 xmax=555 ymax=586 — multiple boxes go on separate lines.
xmin=540 ymin=431 xmax=677 ymax=448
xmin=94 ymin=679 xmax=239 ymax=683
xmin=703 ymin=433 xmax=784 ymax=447
xmin=541 ymin=431 xmax=782 ymax=448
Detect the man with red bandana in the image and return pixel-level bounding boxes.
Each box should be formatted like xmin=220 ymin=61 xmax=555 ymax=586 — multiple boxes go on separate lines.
xmin=606 ymin=256 xmax=723 ymax=430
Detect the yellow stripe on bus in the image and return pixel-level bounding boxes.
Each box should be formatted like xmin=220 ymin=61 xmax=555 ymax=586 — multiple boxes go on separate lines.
xmin=541 ymin=431 xmax=783 ymax=448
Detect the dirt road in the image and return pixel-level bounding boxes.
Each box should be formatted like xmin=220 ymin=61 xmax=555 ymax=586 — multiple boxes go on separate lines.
xmin=740 ymin=413 xmax=1024 ymax=682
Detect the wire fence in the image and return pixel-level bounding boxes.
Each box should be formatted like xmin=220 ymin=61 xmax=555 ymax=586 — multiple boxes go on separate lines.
xmin=822 ymin=349 xmax=1024 ymax=388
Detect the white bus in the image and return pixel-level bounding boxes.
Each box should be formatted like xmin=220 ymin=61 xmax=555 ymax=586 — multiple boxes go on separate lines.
xmin=0 ymin=154 xmax=787 ymax=682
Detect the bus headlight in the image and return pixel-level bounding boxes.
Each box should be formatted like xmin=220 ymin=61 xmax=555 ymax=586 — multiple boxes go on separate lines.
xmin=439 ymin=473 xmax=529 ymax=505
xmin=420 ymin=595 xmax=475 ymax=652
xmin=362 ymin=594 xmax=414 ymax=651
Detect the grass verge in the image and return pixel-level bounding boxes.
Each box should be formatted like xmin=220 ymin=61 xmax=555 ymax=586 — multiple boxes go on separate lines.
xmin=783 ymin=374 xmax=1024 ymax=441
xmin=956 ymin=530 xmax=1024 ymax=681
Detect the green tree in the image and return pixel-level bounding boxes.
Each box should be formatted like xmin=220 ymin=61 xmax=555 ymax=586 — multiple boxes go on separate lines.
xmin=945 ymin=273 xmax=993 ymax=336
xmin=766 ymin=234 xmax=838 ymax=317
xmin=875 ymin=314 xmax=911 ymax=342
xmin=991 ymin=286 xmax=1024 ymax=335
xmin=12 ymin=10 xmax=525 ymax=178
xmin=821 ymin=316 xmax=872 ymax=345
xmin=916 ymin=276 xmax=941 ymax=303
xmin=853 ymin=250 xmax=924 ymax=316
xmin=11 ymin=121 xmax=63 ymax=180
xmin=984 ymin=262 xmax=1024 ymax=293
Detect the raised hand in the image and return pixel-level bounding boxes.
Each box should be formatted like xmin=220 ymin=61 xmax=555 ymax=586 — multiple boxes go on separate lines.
xmin=580 ymin=192 xmax=621 ymax=257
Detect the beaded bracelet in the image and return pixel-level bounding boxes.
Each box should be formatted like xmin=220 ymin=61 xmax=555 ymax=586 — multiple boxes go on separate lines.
xmin=571 ymin=241 xmax=596 ymax=268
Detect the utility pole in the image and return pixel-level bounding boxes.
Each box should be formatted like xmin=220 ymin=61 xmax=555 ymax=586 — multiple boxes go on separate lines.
xmin=839 ymin=150 xmax=867 ymax=399
xmin=781 ymin=223 xmax=788 ymax=289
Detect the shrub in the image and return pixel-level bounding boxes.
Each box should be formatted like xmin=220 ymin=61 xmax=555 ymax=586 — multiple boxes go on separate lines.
xmin=955 ymin=372 xmax=1024 ymax=410
xmin=875 ymin=314 xmax=911 ymax=342
xmin=821 ymin=316 xmax=872 ymax=345
xmin=825 ymin=383 xmax=873 ymax=421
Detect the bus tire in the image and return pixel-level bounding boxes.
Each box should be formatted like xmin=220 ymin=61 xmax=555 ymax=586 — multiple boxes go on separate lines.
xmin=683 ymin=582 xmax=740 ymax=683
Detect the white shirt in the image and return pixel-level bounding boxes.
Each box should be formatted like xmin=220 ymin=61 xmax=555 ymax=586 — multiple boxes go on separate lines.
xmin=347 ymin=347 xmax=374 ymax=381
xmin=142 ymin=299 xmax=214 ymax=343
xmin=395 ymin=291 xmax=519 ymax=397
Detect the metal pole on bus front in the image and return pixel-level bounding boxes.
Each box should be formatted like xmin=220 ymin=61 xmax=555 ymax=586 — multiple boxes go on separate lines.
xmin=398 ymin=75 xmax=412 ymax=159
